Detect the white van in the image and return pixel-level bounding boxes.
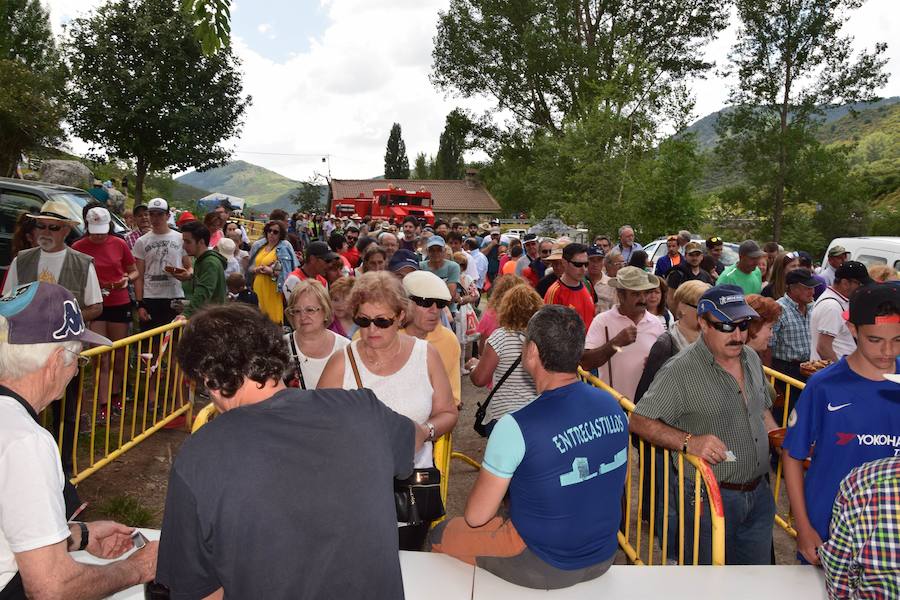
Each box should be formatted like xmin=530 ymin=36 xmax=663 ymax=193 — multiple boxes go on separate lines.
xmin=823 ymin=237 xmax=900 ymax=271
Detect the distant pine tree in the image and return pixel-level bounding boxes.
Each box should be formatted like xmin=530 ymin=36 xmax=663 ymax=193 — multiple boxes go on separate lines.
xmin=384 ymin=123 xmax=410 ymax=179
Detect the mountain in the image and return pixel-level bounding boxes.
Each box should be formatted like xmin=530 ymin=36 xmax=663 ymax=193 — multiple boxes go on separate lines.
xmin=683 ymin=96 xmax=900 ymax=152
xmin=253 ymin=186 xmax=329 ymax=215
xmin=176 ymin=160 xmax=299 ymax=206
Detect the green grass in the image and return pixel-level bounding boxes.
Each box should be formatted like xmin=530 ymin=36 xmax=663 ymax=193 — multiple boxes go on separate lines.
xmin=95 ymin=495 xmax=155 ymax=527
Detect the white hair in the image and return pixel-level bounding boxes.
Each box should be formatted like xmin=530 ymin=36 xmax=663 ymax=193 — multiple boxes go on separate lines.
xmin=0 ymin=316 xmax=81 ymax=380
xmin=618 ymin=225 xmax=633 ymax=236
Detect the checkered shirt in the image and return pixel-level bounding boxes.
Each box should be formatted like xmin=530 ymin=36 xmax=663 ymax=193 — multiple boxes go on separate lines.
xmin=820 ymin=457 xmax=900 ymax=599
xmin=124 ymin=228 xmax=143 ymax=250
xmin=769 ymin=294 xmax=812 ymax=362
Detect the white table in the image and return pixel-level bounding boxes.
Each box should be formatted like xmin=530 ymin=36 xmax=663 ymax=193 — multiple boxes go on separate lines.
xmin=75 ymin=531 xmax=828 ymax=600
xmin=472 ymin=564 xmax=828 ymax=599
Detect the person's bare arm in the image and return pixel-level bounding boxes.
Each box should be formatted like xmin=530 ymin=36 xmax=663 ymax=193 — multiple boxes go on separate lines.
xmin=464 ymin=469 xmax=511 ymax=528
xmin=579 ymin=325 xmax=637 ymax=371
xmin=468 ymin=344 xmax=499 ymax=388
xmin=628 ymin=413 xmax=728 ymax=464
xmin=16 ymin=538 xmax=157 ymax=600
xmin=816 ymin=334 xmax=838 ymax=362
xmin=316 ymin=350 xmax=347 ymax=389
xmin=784 ymin=453 xmax=822 ymax=565
xmin=81 ymin=303 xmax=102 ymax=322
xmin=763 ymin=410 xmax=780 ymax=433
xmin=425 ymin=344 xmax=459 ymax=439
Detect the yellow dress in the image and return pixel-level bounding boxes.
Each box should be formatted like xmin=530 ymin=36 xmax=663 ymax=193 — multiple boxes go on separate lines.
xmin=253 ymin=246 xmax=283 ymax=324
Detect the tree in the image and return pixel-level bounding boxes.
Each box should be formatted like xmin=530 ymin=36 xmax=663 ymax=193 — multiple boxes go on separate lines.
xmin=181 ymin=0 xmax=231 ymax=54
xmin=291 ymin=177 xmax=325 ymax=213
xmin=0 ymin=0 xmax=67 ymax=176
xmin=434 ymin=109 xmax=471 ymax=179
xmin=716 ymin=0 xmax=888 ymax=241
xmin=412 ymin=152 xmax=436 ymax=179
xmin=433 ymin=0 xmax=727 ymax=139
xmin=66 ymin=0 xmax=251 ymax=201
xmin=384 ymin=123 xmax=410 ymax=179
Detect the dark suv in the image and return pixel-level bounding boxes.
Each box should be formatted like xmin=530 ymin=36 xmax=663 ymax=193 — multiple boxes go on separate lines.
xmin=0 ymin=177 xmax=128 ymax=273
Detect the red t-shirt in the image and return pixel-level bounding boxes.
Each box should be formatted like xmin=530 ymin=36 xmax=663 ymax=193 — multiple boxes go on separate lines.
xmin=341 ymin=247 xmax=360 ymax=268
xmin=544 ymin=279 xmax=595 ymax=329
xmin=288 ymin=267 xmax=328 ymax=288
xmin=72 ymin=235 xmax=135 ymax=306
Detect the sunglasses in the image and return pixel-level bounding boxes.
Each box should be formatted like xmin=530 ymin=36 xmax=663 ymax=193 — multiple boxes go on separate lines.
xmin=410 ymin=295 xmax=450 ymax=310
xmin=35 ymin=223 xmax=63 ymax=231
xmin=567 ymin=259 xmax=589 ymax=268
xmin=265 ymin=229 xmax=279 ymax=235
xmin=353 ymin=315 xmax=397 ymax=329
xmin=705 ymin=319 xmax=751 ymax=333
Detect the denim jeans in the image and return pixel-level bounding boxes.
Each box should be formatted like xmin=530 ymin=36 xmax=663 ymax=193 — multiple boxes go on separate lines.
xmin=661 ymin=461 xmax=775 ymax=565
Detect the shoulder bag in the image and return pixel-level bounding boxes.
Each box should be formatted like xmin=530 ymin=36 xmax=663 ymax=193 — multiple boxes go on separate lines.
xmin=473 ymin=355 xmax=522 ymax=437
xmin=285 ymin=332 xmax=307 ymax=390
xmin=346 ymin=345 xmax=445 ymax=526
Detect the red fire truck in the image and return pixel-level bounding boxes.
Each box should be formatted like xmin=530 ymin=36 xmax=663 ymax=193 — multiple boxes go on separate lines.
xmin=331 ymin=185 xmax=435 ymax=225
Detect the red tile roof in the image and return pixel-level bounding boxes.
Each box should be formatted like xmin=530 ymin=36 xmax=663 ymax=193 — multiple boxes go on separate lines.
xmin=330 ymin=179 xmax=501 ymax=214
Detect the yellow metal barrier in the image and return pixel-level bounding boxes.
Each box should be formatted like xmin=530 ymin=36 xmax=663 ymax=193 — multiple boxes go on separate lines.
xmin=44 ymin=321 xmax=193 ymax=484
xmin=232 ymin=216 xmax=265 ymax=240
xmin=577 ymin=369 xmax=726 ymax=566
xmin=191 ymin=402 xmax=218 ymax=432
xmin=764 ymin=366 xmax=807 ymax=538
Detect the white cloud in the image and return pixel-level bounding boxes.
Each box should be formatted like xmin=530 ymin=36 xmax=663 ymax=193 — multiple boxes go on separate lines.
xmin=42 ymin=0 xmax=900 ymax=182
xmin=256 ymin=23 xmax=271 ymax=34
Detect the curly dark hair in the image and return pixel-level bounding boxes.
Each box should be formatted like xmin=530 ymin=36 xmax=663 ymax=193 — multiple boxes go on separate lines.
xmin=176 ymin=304 xmax=289 ymax=398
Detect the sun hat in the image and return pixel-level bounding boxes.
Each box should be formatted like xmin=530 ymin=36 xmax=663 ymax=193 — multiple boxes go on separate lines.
xmin=26 ymin=200 xmax=80 ymax=224
xmin=609 ymin=266 xmax=660 ymax=291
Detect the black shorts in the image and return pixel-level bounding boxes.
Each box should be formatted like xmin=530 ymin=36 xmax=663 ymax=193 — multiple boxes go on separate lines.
xmin=98 ymin=303 xmax=133 ymax=323
xmin=140 ymin=298 xmax=178 ymax=331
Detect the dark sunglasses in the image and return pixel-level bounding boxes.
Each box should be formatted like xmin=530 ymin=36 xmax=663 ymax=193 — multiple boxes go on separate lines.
xmin=706 ymin=319 xmax=750 ymax=333
xmin=540 ymin=249 xmax=552 ymax=256
xmin=353 ymin=315 xmax=397 ymax=329
xmin=34 ymin=223 xmax=63 ymax=231
xmin=567 ymin=259 xmax=589 ymax=268
xmin=410 ymin=295 xmax=450 ymax=310
xmin=265 ymin=228 xmax=278 ymax=235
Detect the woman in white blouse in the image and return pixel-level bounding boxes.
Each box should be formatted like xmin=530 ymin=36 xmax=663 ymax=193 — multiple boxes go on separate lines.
xmin=283 ymin=280 xmax=349 ymax=390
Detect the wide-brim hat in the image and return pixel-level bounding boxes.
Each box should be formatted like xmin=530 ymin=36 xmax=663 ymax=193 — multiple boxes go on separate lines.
xmin=609 ymin=266 xmax=660 ymax=291
xmin=27 ymin=200 xmax=80 ymax=224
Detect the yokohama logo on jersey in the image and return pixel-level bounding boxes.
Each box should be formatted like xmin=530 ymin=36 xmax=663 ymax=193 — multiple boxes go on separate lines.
xmin=836 ymin=432 xmax=900 ymax=455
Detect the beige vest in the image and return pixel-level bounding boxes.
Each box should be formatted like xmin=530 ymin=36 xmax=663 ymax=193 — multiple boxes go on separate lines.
xmin=15 ymin=247 xmax=94 ymax=308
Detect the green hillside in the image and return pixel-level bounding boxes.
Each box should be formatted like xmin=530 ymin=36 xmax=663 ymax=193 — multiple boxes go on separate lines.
xmin=176 ymin=160 xmax=299 ymax=206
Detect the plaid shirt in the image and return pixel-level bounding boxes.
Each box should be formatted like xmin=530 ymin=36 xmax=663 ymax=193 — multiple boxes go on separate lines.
xmin=820 ymin=457 xmax=900 ymax=599
xmin=124 ymin=228 xmax=144 ymax=250
xmin=769 ymin=294 xmax=812 ymax=362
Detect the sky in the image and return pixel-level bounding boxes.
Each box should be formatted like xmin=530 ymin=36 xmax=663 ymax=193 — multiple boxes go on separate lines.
xmin=45 ymin=0 xmax=900 ymax=182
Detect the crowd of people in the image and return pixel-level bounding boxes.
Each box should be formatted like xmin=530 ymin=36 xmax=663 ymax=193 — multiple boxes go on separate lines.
xmin=0 ymin=199 xmax=898 ymax=599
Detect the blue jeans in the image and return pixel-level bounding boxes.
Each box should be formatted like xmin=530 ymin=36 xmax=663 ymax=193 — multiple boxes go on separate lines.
xmin=664 ymin=463 xmax=775 ymax=565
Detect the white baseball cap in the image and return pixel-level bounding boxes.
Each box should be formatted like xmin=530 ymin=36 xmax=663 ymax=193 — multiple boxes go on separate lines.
xmin=85 ymin=207 xmax=111 ymax=234
xmin=147 ymin=198 xmax=168 ymax=212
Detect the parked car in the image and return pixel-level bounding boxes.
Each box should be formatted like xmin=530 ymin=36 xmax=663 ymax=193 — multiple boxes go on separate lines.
xmin=0 ymin=177 xmax=128 ymax=273
xmin=642 ymin=237 xmax=740 ymax=271
xmin=823 ymin=237 xmax=900 ymax=271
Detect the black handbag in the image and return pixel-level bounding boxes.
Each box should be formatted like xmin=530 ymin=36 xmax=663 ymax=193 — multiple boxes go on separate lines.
xmin=345 ymin=347 xmax=445 ymax=526
xmin=394 ymin=467 xmax=445 ymax=526
xmin=473 ymin=356 xmax=521 ymax=437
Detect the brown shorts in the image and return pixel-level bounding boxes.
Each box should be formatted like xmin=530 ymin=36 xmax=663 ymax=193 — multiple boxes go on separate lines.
xmin=429 ymin=516 xmax=614 ymax=590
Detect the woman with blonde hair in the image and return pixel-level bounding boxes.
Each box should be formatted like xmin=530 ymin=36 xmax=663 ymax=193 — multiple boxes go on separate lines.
xmin=868 ymin=264 xmax=899 ymax=282
xmin=284 ymin=279 xmax=349 ymax=389
xmin=468 ymin=284 xmax=542 ymax=432
xmin=318 ymin=271 xmax=457 ymax=550
xmin=474 ymin=274 xmax=528 ymax=354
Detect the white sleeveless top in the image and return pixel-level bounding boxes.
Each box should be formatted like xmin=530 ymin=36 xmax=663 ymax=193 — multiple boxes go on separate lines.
xmin=283 ymin=330 xmax=350 ymax=390
xmin=343 ymin=337 xmax=434 ymax=468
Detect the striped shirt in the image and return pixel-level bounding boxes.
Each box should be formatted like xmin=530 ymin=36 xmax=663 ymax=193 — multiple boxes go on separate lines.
xmin=820 ymin=457 xmax=900 ymax=599
xmin=633 ymin=336 xmax=772 ymax=484
xmin=485 ymin=328 xmax=538 ymax=423
xmin=769 ymin=295 xmax=812 ymax=362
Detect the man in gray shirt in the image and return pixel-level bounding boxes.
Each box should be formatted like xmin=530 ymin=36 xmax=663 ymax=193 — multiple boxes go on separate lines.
xmin=629 ymin=285 xmax=780 ymax=565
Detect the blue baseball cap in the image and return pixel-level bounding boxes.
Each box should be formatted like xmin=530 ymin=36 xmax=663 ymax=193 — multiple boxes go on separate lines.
xmin=697 ymin=285 xmax=758 ymax=323
xmin=587 ymin=245 xmax=605 ymax=258
xmin=0 ymin=282 xmax=111 ymax=346
xmin=388 ymin=249 xmax=420 ymax=273
xmin=426 ymin=235 xmax=446 ymax=248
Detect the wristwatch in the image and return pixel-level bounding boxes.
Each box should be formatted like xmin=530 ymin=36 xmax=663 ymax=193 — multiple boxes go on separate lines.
xmin=425 ymin=422 xmax=436 ymax=442
xmin=681 ymin=433 xmax=692 ymax=454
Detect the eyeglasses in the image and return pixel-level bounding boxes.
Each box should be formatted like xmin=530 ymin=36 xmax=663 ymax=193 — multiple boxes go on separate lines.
xmin=65 ymin=349 xmax=91 ymax=367
xmin=353 ymin=314 xmax=397 ymax=329
xmin=705 ymin=319 xmax=751 ymax=333
xmin=611 ymin=261 xmax=626 ymax=268
xmin=286 ymin=306 xmax=322 ymax=317
xmin=540 ymin=249 xmax=552 ymax=256
xmin=346 ymin=236 xmax=358 ymax=242
xmin=567 ymin=259 xmax=589 ymax=268
xmin=34 ymin=223 xmax=63 ymax=232
xmin=684 ymin=302 xmax=698 ymax=308
xmin=410 ymin=295 xmax=450 ymax=310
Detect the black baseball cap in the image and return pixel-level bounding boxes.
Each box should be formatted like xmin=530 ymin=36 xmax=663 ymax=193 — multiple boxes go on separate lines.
xmin=845 ymin=282 xmax=900 ymax=326
xmin=523 ymin=233 xmax=538 ymax=243
xmin=587 ymin=245 xmax=605 ymax=258
xmin=306 ymin=241 xmax=338 ymax=261
xmin=706 ymin=236 xmax=724 ymax=248
xmin=834 ymin=261 xmax=872 ymax=286
xmin=785 ymin=268 xmax=818 ymax=288
xmin=388 ymin=249 xmax=420 ymax=273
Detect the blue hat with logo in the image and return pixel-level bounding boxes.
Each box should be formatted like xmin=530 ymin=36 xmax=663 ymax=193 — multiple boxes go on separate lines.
xmin=587 ymin=245 xmax=605 ymax=258
xmin=697 ymin=285 xmax=759 ymax=323
xmin=388 ymin=249 xmax=420 ymax=273
xmin=0 ymin=282 xmax=111 ymax=346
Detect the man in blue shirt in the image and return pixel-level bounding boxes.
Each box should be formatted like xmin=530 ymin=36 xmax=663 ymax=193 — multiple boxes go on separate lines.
xmin=783 ymin=282 xmax=900 ymax=565
xmin=430 ymin=305 xmax=628 ymax=589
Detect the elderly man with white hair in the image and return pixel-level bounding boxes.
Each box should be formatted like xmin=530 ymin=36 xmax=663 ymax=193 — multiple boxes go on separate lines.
xmin=0 ymin=282 xmax=158 ymax=599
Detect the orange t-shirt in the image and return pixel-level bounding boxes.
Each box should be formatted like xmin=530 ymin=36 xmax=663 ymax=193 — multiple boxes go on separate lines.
xmin=543 ymin=279 xmax=595 ymax=329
